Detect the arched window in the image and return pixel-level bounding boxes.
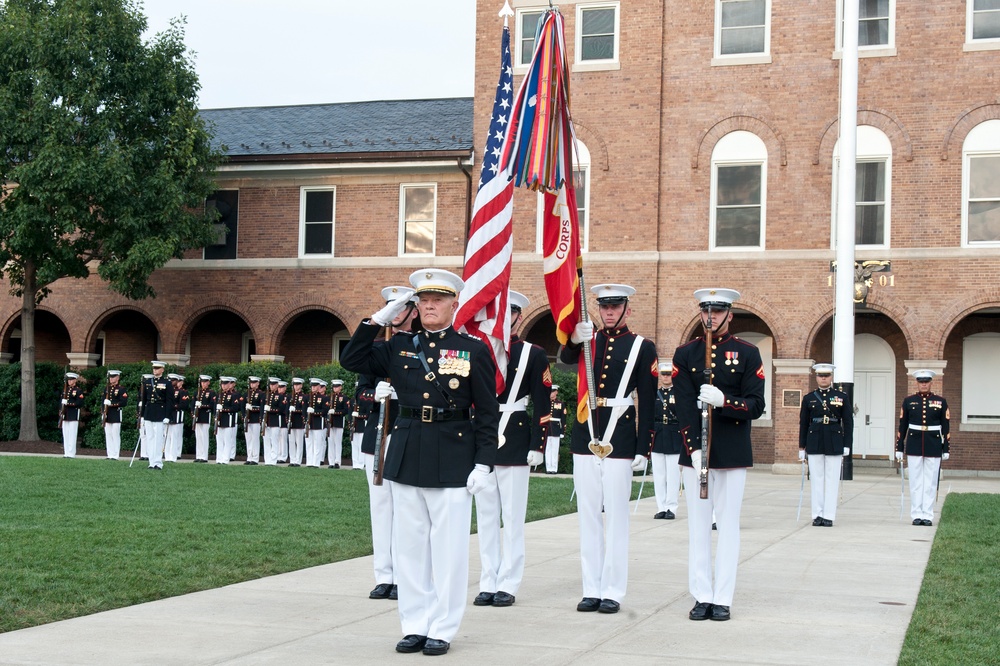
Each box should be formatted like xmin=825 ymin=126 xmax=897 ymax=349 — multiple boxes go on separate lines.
xmin=832 ymin=125 xmax=892 ymax=248
xmin=962 ymin=119 xmax=1000 ymax=247
xmin=710 ymin=131 xmax=767 ymax=250
xmin=537 ymin=139 xmax=591 ymax=253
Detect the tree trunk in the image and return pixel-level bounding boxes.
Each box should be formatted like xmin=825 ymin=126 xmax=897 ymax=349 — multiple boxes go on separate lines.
xmin=18 ymin=260 xmax=40 ymax=441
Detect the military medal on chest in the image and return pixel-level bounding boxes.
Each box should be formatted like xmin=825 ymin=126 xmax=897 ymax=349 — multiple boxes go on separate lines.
xmin=725 ymin=351 xmax=739 ymax=366
xmin=438 ymin=349 xmax=471 ymax=377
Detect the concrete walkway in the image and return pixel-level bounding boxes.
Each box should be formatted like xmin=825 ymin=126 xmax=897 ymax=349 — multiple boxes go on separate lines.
xmin=1 ymin=468 xmax=997 ymax=665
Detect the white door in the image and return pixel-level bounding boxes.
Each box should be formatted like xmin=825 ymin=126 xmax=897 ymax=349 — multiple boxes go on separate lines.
xmin=852 ymin=334 xmax=895 ymax=458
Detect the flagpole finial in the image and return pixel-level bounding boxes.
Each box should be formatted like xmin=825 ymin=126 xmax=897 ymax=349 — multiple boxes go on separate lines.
xmin=499 ymin=0 xmax=514 ymax=22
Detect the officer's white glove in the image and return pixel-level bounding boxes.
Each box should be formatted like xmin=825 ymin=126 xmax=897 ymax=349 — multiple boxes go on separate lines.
xmin=264 ymin=405 xmax=270 ymax=412
xmin=691 ymin=449 xmax=703 ymax=471
xmin=194 ymin=401 xmax=202 ymax=409
xmin=895 ymin=451 xmax=903 ymax=462
xmin=61 ymin=399 xmax=69 ymax=405
xmin=245 ymin=404 xmax=252 ymax=411
xmin=631 ymin=454 xmax=648 ymax=472
xmin=138 ymin=401 xmax=144 ymax=409
xmin=371 ymin=289 xmax=415 ymax=327
xmin=942 ymin=452 xmax=950 ymax=461
xmin=466 ymin=464 xmax=492 ymax=495
xmin=162 ymin=418 xmax=170 ymax=424
xmin=570 ymin=321 xmax=595 ymax=344
xmin=798 ymin=449 xmax=806 ymax=461
xmin=352 ymin=411 xmax=359 ymax=418
xmin=843 ymin=447 xmax=850 ymax=457
xmin=526 ymin=450 xmax=544 ymax=467
xmin=103 ymin=399 xmax=112 ymax=406
xmin=307 ymin=407 xmax=315 ymax=414
xmin=698 ymin=384 xmax=725 ymax=408
xmin=374 ymin=381 xmax=393 ymax=401
xmin=327 ymin=409 xmax=334 ymax=416
xmin=289 ymin=406 xmax=297 ymax=412
xmin=216 ymin=404 xmax=223 ymax=412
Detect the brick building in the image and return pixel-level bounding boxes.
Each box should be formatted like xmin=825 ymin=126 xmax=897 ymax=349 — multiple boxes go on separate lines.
xmin=2 ymin=1 xmax=998 ymax=471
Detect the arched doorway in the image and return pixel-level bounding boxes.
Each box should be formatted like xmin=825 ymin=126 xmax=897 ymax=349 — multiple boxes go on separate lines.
xmin=185 ymin=311 xmax=253 ymax=366
xmin=5 ymin=311 xmax=71 ymax=364
xmin=93 ymin=310 xmax=159 ymax=365
xmin=278 ymin=310 xmax=349 ymax=367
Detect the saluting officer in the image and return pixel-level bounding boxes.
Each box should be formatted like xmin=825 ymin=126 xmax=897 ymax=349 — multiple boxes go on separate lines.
xmin=102 ymin=370 xmax=128 ymax=460
xmin=341 ymin=269 xmax=498 ymax=657
xmin=651 ymin=361 xmax=683 ymax=520
xmin=474 ymin=290 xmax=552 ymax=609
xmin=166 ymin=374 xmax=190 ymax=462
xmin=60 ymin=372 xmax=85 ymax=458
xmin=559 ymin=283 xmax=659 ymax=615
xmin=798 ymin=363 xmax=853 ymax=527
xmin=192 ymin=375 xmax=216 ymax=463
xmin=327 ymin=379 xmax=351 ymax=469
xmin=143 ymin=361 xmax=175 ymax=470
xmin=359 ymin=285 xmax=419 ymax=600
xmin=287 ymin=378 xmax=308 ymax=466
xmin=244 ymin=376 xmax=265 ymax=465
xmin=544 ymin=385 xmax=565 ymax=474
xmin=214 ymin=376 xmax=243 ymax=464
xmin=896 ymin=370 xmax=950 ymax=526
xmin=673 ymin=288 xmax=766 ymax=623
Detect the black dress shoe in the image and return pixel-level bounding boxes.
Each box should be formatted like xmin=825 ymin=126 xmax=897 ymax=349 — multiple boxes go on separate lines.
xmin=140 ymin=457 xmax=148 ymax=461
xmin=912 ymin=518 xmax=922 ymax=526
xmin=369 ymin=583 xmax=392 ymax=599
xmin=395 ymin=634 xmax=427 ymax=653
xmin=654 ymin=511 xmax=667 ymax=519
xmin=388 ymin=584 xmax=398 ymax=600
xmin=822 ymin=519 xmax=833 ymax=527
xmin=712 ymin=522 xmax=717 ymax=530
xmin=665 ymin=510 xmax=675 ymax=519
xmin=710 ymin=604 xmax=731 ymax=621
xmin=492 ymin=591 xmax=515 ymax=607
xmin=473 ymin=591 xmax=495 ymax=606
xmin=813 ymin=516 xmax=824 ymax=526
xmin=689 ymin=601 xmax=713 ymax=620
xmin=922 ymin=519 xmax=933 ymax=526
xmin=598 ymin=599 xmax=620 ymax=614
xmin=289 ymin=463 xmax=300 ymax=467
xmin=577 ymin=597 xmax=601 ymax=612
xmin=422 ymin=638 xmax=449 ymax=656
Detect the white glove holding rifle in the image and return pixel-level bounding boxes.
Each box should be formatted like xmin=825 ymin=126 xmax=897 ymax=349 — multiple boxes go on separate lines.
xmin=371 ymin=289 xmax=415 ymax=327
xmin=374 ymin=381 xmax=393 ymax=402
xmin=570 ymin=321 xmax=594 ymax=344
xmin=698 ymin=384 xmax=724 ymax=408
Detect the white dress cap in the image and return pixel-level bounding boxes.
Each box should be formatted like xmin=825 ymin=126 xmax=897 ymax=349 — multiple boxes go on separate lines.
xmin=591 ymin=283 xmax=636 ymax=304
xmin=693 ymin=288 xmax=741 ymax=308
xmin=509 ymin=290 xmax=530 ymax=311
xmin=409 ymin=269 xmax=465 ymax=296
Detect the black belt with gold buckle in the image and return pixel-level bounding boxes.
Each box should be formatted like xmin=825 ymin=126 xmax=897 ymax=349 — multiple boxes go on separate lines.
xmin=399 ymin=406 xmax=472 ymax=423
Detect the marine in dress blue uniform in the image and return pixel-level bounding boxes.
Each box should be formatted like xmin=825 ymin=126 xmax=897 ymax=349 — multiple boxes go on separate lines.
xmin=287 ymin=378 xmax=308 ymax=466
xmin=896 ymin=369 xmax=950 ymax=526
xmin=341 ymin=269 xmax=498 ymax=656
xmin=102 ymin=370 xmax=128 ymax=460
xmin=60 ymin=372 xmax=85 ymax=458
xmin=192 ymin=375 xmax=216 ymax=463
xmin=326 ymin=379 xmax=350 ymax=468
xmin=544 ymin=385 xmax=565 ymax=474
xmin=559 ymin=283 xmax=659 ymax=615
xmin=165 ymin=374 xmax=190 ymax=462
xmin=672 ymin=288 xmax=766 ymax=622
xmin=143 ymin=362 xmax=175 ymax=470
xmin=651 ymin=361 xmax=683 ymax=519
xmin=798 ymin=363 xmax=853 ymax=526
xmin=474 ymin=290 xmax=552 ymax=608
xmin=243 ymin=377 xmax=265 ymax=465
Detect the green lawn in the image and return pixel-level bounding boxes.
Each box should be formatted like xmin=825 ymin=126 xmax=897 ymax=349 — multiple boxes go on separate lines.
xmin=898 ymin=493 xmax=1000 ymax=666
xmin=0 ymin=456 xmax=585 ymax=633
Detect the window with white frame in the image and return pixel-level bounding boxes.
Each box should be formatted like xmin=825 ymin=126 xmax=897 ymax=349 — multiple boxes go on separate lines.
xmin=710 ymin=131 xmax=766 ymax=250
xmin=962 ymin=332 xmax=1000 ymax=423
xmin=300 ymin=187 xmax=335 ymax=256
xmin=832 ymin=125 xmax=892 ymax=247
xmin=575 ymin=3 xmax=620 ymax=66
xmin=516 ymin=8 xmax=545 ymax=67
xmin=715 ymin=0 xmax=770 ymax=58
xmin=399 ymin=184 xmax=436 ymax=256
xmin=536 ymin=141 xmax=590 ymax=253
xmin=969 ymin=0 xmax=1000 ymax=42
xmin=962 ymin=119 xmax=1000 ymax=246
xmin=836 ymin=0 xmax=895 ymax=51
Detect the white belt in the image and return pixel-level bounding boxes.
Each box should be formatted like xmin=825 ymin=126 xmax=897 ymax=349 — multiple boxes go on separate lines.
xmin=499 ymin=402 xmax=528 ymax=413
xmin=909 ymin=424 xmax=942 ymax=432
xmin=596 ymin=397 xmax=634 ymax=408
xmin=550 ymin=418 xmax=562 ymax=423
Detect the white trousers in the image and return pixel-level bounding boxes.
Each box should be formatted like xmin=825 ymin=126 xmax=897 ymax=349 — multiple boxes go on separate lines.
xmin=139 ymin=418 xmax=147 ymax=458
xmin=544 ymin=436 xmax=561 ymax=473
xmin=352 ymin=432 xmax=365 ymax=469
xmin=475 ymin=465 xmax=530 ymax=595
xmin=104 ymin=422 xmax=121 ymax=459
xmin=808 ymin=454 xmax=843 ymax=521
xmin=165 ymin=423 xmax=183 ymax=462
xmin=651 ymin=452 xmax=681 ymax=513
xmin=907 ymin=455 xmax=941 ymax=521
xmin=306 ymin=429 xmax=326 ymax=467
xmin=277 ymin=427 xmax=289 ymax=462
xmin=62 ymin=420 xmax=79 ymax=457
xmin=328 ymin=427 xmax=344 ymax=466
xmin=572 ymin=454 xmax=633 ymax=602
xmin=263 ymin=426 xmax=281 ymax=465
xmin=145 ymin=419 xmax=166 ymax=468
xmin=289 ymin=428 xmax=305 ymax=465
xmin=391 ymin=483 xmax=472 ymax=643
xmin=365 ymin=448 xmax=394 ymax=584
xmin=194 ymin=423 xmax=210 ymax=461
xmin=246 ymin=423 xmax=261 ymax=463
xmin=682 ymin=466 xmax=746 ymax=607
xmin=215 ymin=426 xmax=236 ymax=464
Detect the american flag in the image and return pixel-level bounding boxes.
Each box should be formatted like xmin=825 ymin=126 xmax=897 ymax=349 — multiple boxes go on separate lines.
xmin=454 ymin=25 xmax=515 ymax=393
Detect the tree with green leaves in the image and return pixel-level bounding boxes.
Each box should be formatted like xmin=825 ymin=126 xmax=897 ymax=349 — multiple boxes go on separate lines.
xmin=0 ymin=0 xmax=222 ymax=441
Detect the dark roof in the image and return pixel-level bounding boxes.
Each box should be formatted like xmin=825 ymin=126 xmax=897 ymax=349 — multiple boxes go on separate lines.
xmin=200 ymin=98 xmax=474 ymax=159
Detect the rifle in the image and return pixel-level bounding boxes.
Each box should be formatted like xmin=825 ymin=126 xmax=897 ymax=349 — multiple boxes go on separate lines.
xmin=192 ymin=386 xmax=203 ymax=433
xmin=100 ymin=383 xmax=110 ymax=428
xmin=304 ymin=392 xmax=315 ymax=438
xmin=136 ymin=377 xmax=147 ymax=432
xmin=58 ymin=376 xmax=69 ymax=428
xmin=213 ymin=382 xmax=221 ymax=437
xmin=699 ymin=304 xmax=713 ymax=500
xmin=373 ymin=393 xmax=390 ymax=485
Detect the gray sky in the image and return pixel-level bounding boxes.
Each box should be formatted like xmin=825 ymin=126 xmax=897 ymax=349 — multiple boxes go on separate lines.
xmin=140 ymin=0 xmax=477 ymax=110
